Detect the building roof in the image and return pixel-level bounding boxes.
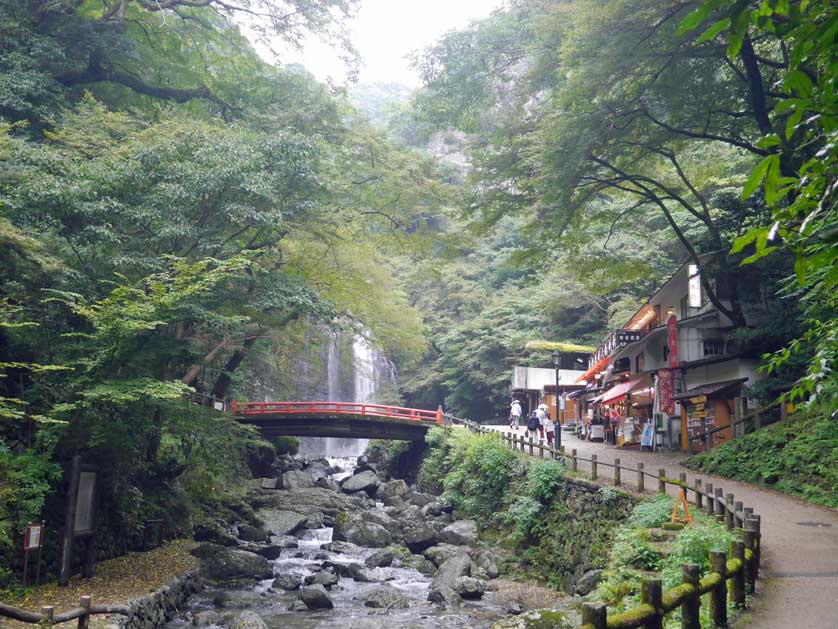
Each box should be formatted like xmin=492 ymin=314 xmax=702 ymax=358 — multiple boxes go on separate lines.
xmin=525 ymin=340 xmax=596 ymax=353
xmin=672 ymin=378 xmax=748 ymax=401
xmin=597 ymin=377 xmax=645 ymax=405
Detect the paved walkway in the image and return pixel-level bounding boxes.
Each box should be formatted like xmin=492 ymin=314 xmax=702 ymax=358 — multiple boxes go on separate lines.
xmin=485 ymin=425 xmax=838 ymax=628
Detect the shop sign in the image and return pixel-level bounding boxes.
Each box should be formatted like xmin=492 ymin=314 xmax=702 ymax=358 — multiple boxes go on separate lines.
xmin=658 ymin=369 xmax=675 ymax=415
xmin=688 ymin=264 xmax=702 ymax=308
xmin=667 ymin=315 xmax=679 ymax=367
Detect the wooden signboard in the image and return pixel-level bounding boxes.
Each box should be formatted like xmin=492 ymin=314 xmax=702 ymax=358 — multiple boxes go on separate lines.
xmin=22 ymin=522 xmax=45 ymax=586
xmin=59 ymin=456 xmax=99 ymax=586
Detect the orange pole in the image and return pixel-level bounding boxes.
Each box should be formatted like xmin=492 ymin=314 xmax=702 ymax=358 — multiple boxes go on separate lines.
xmin=231 ymin=400 xmax=238 ymax=413
xmin=436 ymin=406 xmax=443 ymax=424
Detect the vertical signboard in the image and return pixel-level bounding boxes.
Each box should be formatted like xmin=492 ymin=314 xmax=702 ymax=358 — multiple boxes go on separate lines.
xmin=667 ymin=315 xmax=679 ymax=367
xmin=688 ymin=264 xmax=702 ymax=308
xmin=658 ymin=369 xmax=675 ymax=415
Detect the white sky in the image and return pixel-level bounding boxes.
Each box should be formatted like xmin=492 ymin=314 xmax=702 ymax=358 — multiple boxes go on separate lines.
xmin=273 ymin=0 xmax=504 ymax=87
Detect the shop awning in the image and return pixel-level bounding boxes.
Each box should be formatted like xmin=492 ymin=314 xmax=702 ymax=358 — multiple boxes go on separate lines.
xmin=673 ymin=378 xmax=748 ymax=401
xmin=599 ymin=377 xmax=644 ymax=405
xmin=575 ymin=354 xmax=612 ymax=384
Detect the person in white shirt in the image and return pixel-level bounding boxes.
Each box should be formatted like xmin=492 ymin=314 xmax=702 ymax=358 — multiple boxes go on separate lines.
xmin=543 ymin=414 xmax=555 ymax=446
xmin=509 ymin=399 xmax=522 ymax=430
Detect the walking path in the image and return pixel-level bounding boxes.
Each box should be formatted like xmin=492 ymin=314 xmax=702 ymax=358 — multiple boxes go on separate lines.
xmin=484 ymin=425 xmax=838 ymax=629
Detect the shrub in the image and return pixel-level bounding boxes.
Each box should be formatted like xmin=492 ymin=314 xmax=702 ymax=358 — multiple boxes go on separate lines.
xmin=628 ymin=495 xmax=675 ymax=528
xmin=272 ymin=435 xmax=300 ymax=456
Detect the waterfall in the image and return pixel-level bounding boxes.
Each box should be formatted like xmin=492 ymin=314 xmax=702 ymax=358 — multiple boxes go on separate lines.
xmin=299 ymin=329 xmax=396 ymax=457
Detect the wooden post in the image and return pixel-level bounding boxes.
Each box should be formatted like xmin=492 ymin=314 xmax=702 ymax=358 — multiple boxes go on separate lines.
xmin=694 ymin=479 xmax=703 ymax=509
xmin=77 ymin=596 xmax=91 ymax=629
xmin=59 ymin=455 xmax=82 ymax=587
xmin=42 ymin=606 xmax=55 ymax=627
xmin=591 ymin=454 xmax=598 ymax=480
xmin=637 ymin=461 xmax=645 ymax=493
xmin=571 ymin=449 xmax=578 ymax=472
xmin=581 ymin=602 xmax=607 ymax=629
xmin=747 ymin=516 xmax=761 ymax=579
xmin=754 ymin=412 xmax=762 ymax=431
xmin=734 ymin=501 xmax=743 ymax=528
xmin=743 ymin=524 xmax=758 ymax=593
xmin=640 ymin=578 xmax=663 ymax=629
xmin=743 ymin=507 xmax=753 ymax=523
xmin=681 ymin=564 xmax=701 ymax=629
xmin=714 ymin=488 xmax=725 ymax=522
xmin=704 ymin=482 xmax=714 ymax=514
xmin=614 ymin=458 xmax=621 ymax=486
xmin=528 ymin=436 xmax=534 ymax=456
xmin=724 ymin=494 xmax=735 ymax=530
xmin=731 ymin=541 xmax=746 ymax=609
xmin=710 ymin=551 xmax=728 ymax=627
xmin=658 ymin=468 xmax=666 ymax=494
xmin=679 ymin=471 xmax=687 ymax=486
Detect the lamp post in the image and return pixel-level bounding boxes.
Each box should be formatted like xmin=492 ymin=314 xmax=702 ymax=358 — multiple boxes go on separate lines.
xmin=551 ymin=350 xmax=562 ymax=449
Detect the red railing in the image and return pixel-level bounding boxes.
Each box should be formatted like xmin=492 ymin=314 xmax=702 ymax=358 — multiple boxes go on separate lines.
xmin=232 ymin=401 xmax=443 ymax=424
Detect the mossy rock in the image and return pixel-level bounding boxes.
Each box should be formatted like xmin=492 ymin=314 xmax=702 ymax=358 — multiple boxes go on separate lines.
xmin=491 ymin=609 xmax=574 ymax=629
xmin=662 ymin=522 xmax=685 ymax=531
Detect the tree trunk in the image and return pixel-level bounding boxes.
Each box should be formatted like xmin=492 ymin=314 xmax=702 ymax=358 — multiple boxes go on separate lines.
xmin=211 ymin=337 xmax=256 ymax=400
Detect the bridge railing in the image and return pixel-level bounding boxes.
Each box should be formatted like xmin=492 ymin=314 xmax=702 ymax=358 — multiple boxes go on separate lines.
xmin=232 ymin=401 xmax=442 ymax=424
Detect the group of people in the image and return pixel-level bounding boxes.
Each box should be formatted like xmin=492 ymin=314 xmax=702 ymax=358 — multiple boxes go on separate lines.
xmin=508 ymin=399 xmax=556 ymax=446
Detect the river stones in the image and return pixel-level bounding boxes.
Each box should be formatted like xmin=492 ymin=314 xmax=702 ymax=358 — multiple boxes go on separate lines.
xmin=322 ymin=540 xmax=362 ymax=554
xmin=472 ymin=550 xmax=500 ymax=579
xmin=347 ymin=563 xmax=379 ymax=582
xmin=428 ymin=554 xmax=472 ymax=605
xmin=281 ymin=470 xmax=315 ymax=490
xmin=340 ymin=470 xmax=381 ymax=495
xmin=191 ymin=542 xmax=225 ymax=560
xmin=254 ymin=487 xmax=367 ymax=515
xmin=406 ymin=491 xmax=437 ymax=507
xmin=454 ymin=576 xmax=485 ymax=600
xmin=269 ymin=535 xmax=299 ymax=549
xmin=362 ymin=584 xmax=410 ymax=609
xmin=315 ymin=477 xmax=341 ymax=492
xmin=365 ymin=549 xmax=395 ymax=568
xmin=212 ymin=590 xmax=266 ymax=609
xmin=257 ymin=510 xmax=308 ymax=536
xmin=575 ymin=569 xmax=603 ymax=595
xmin=422 ymin=544 xmax=468 ymax=567
xmin=237 ymin=524 xmax=269 ymax=543
xmin=403 ymin=522 xmax=439 ymax=553
xmin=227 ymin=610 xmax=268 ymax=629
xmin=273 ymin=574 xmax=302 ymax=590
xmin=303 ymin=511 xmax=325 ymax=528
xmin=342 ymin=521 xmax=393 ymax=548
xmin=321 ymin=560 xmax=351 ymax=577
xmin=200 ymin=548 xmax=272 ymax=581
xmin=376 ymin=479 xmax=409 ymax=501
xmin=439 ymin=520 xmax=477 ymax=546
xmin=304 ymin=571 xmax=340 ymax=589
xmin=299 ymin=584 xmax=334 ymax=610
xmin=253 ymin=545 xmax=283 ymax=560
xmin=194 ymin=521 xmax=238 ymax=547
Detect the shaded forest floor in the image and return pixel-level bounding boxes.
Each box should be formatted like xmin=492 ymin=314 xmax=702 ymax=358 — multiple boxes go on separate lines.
xmin=0 ymin=539 xmax=198 ymax=628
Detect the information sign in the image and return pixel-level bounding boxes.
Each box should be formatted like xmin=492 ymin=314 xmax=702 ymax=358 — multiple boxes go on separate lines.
xmin=24 ymin=523 xmax=43 ymax=550
xmin=640 ymin=423 xmax=655 ymax=448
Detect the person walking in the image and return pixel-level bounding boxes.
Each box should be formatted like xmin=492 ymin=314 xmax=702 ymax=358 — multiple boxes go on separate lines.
xmin=536 ymin=404 xmax=549 ymax=444
xmin=526 ymin=408 xmax=542 ymax=443
xmin=509 ymin=399 xmax=522 ymax=431
xmin=543 ymin=413 xmax=555 ymax=446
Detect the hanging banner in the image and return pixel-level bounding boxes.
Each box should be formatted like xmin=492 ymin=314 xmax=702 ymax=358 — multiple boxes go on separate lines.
xmin=658 ymin=369 xmax=675 ymax=415
xmin=688 ymin=264 xmax=702 ymax=308
xmin=667 ymin=315 xmax=679 ymax=367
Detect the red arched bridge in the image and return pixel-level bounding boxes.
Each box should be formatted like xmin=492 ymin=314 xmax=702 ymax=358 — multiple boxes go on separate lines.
xmin=232 ymin=401 xmax=443 ymax=441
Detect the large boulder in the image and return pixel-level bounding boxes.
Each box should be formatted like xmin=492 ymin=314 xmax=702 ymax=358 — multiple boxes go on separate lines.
xmin=213 ymin=591 xmax=265 ymax=609
xmin=228 ymin=611 xmax=268 ymax=629
xmin=362 ymin=584 xmax=410 ymax=610
xmin=200 ymin=548 xmax=272 ymax=581
xmin=190 ymin=543 xmax=224 ymax=560
xmin=347 ymin=563 xmax=378 ymax=583
xmin=575 ymin=569 xmax=604 ymax=595
xmin=273 ymin=574 xmax=302 ymax=591
xmin=406 ymin=491 xmax=437 ymax=507
xmin=237 ymin=524 xmax=269 ymax=543
xmin=453 ymin=576 xmax=485 ymax=600
xmin=343 ymin=522 xmax=392 ymax=548
xmin=253 ymin=487 xmax=368 ymax=515
xmin=340 ymin=470 xmax=381 ymax=496
xmin=257 ymin=510 xmax=308 ymax=536
xmin=428 ymin=554 xmax=472 ymax=605
xmin=315 ymin=477 xmax=341 ymax=492
xmin=253 ymin=545 xmax=283 ymax=560
xmin=423 ymin=544 xmax=469 ymax=567
xmin=299 ymin=584 xmax=334 ymax=610
xmin=322 ymin=541 xmax=362 ymax=554
xmin=194 ymin=521 xmax=237 ymax=547
xmin=304 ymin=571 xmax=339 ymax=589
xmin=439 ymin=520 xmax=477 ymax=546
xmin=376 ymin=479 xmax=409 ymax=501
xmin=269 ymin=535 xmax=299 ymax=549
xmin=281 ymin=470 xmax=315 ymax=490
xmin=403 ymin=522 xmax=439 ymax=553
xmin=365 ymin=549 xmax=394 ymax=568
xmin=358 ymin=510 xmax=403 ymax=539
xmin=472 ymin=550 xmax=500 ymax=580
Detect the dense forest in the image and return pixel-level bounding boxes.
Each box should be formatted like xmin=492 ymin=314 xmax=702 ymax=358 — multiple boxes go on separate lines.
xmin=0 ymin=0 xmax=835 ymax=587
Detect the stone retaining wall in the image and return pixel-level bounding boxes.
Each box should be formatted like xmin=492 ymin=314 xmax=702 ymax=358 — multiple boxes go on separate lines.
xmin=118 ymin=572 xmax=201 ymax=629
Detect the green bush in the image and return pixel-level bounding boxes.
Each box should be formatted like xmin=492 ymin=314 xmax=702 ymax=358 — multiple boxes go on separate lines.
xmin=685 ymin=410 xmax=838 ymax=508
xmin=365 ymin=439 xmax=412 ymax=478
xmin=272 ymin=435 xmax=300 ymax=456
xmin=628 ymin=495 xmax=675 ymax=528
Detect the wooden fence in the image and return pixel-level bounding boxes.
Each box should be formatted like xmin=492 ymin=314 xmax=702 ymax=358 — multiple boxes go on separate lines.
xmin=0 ymin=597 xmax=129 ymax=627
xmin=445 ymin=414 xmax=763 ymax=629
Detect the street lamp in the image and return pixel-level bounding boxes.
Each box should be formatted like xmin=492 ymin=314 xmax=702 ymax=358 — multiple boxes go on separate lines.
xmin=551 ymin=350 xmax=562 ymax=449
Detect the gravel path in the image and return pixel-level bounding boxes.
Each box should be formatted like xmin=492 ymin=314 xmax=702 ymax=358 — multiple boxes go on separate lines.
xmin=483 ymin=425 xmax=838 ymax=629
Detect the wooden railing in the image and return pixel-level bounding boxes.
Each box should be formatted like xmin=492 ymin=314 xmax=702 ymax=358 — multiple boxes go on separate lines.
xmin=687 ymin=399 xmax=782 ymax=451
xmin=0 ymin=596 xmax=129 ymax=627
xmin=445 ymin=414 xmax=763 ymax=629
xmin=233 ymin=401 xmax=442 ymax=424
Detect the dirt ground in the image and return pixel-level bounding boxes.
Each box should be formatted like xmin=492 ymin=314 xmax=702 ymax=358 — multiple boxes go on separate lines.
xmin=485 ymin=425 xmax=838 ymax=629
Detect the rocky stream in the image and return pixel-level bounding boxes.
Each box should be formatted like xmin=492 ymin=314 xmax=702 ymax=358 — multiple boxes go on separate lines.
xmin=163 ymin=451 xmax=576 ymax=629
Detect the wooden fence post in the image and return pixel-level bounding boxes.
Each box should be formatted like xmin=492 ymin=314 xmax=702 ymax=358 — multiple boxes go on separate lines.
xmin=581 ymin=602 xmax=607 ymax=629
xmin=591 ymin=454 xmax=598 ymax=480
xmin=42 ymin=607 xmax=55 ymax=628
xmin=679 ymin=472 xmax=687 ymax=486
xmin=640 ymin=578 xmax=663 ymax=629
xmin=714 ymin=488 xmax=725 ymax=522
xmin=571 ymin=449 xmax=578 ymax=472
xmin=528 ymin=436 xmax=534 ymax=456
xmin=704 ymin=482 xmax=714 ymax=514
xmin=725 ymin=494 xmax=735 ymax=530
xmin=614 ymin=458 xmax=621 ymax=486
xmin=637 ymin=462 xmax=645 ymax=493
xmin=743 ymin=523 xmax=758 ymax=593
xmin=77 ymin=596 xmax=91 ymax=629
xmin=694 ymin=479 xmax=703 ymax=508
xmin=710 ymin=551 xmax=728 ymax=627
xmin=747 ymin=516 xmax=761 ymax=579
xmin=734 ymin=501 xmax=743 ymax=528
xmin=731 ymin=541 xmax=746 ymax=609
xmin=658 ymin=468 xmax=666 ymax=493
xmin=681 ymin=564 xmax=701 ymax=629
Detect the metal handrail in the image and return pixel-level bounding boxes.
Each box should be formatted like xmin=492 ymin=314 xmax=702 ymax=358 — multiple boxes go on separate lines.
xmin=232 ymin=401 xmax=442 ymax=424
